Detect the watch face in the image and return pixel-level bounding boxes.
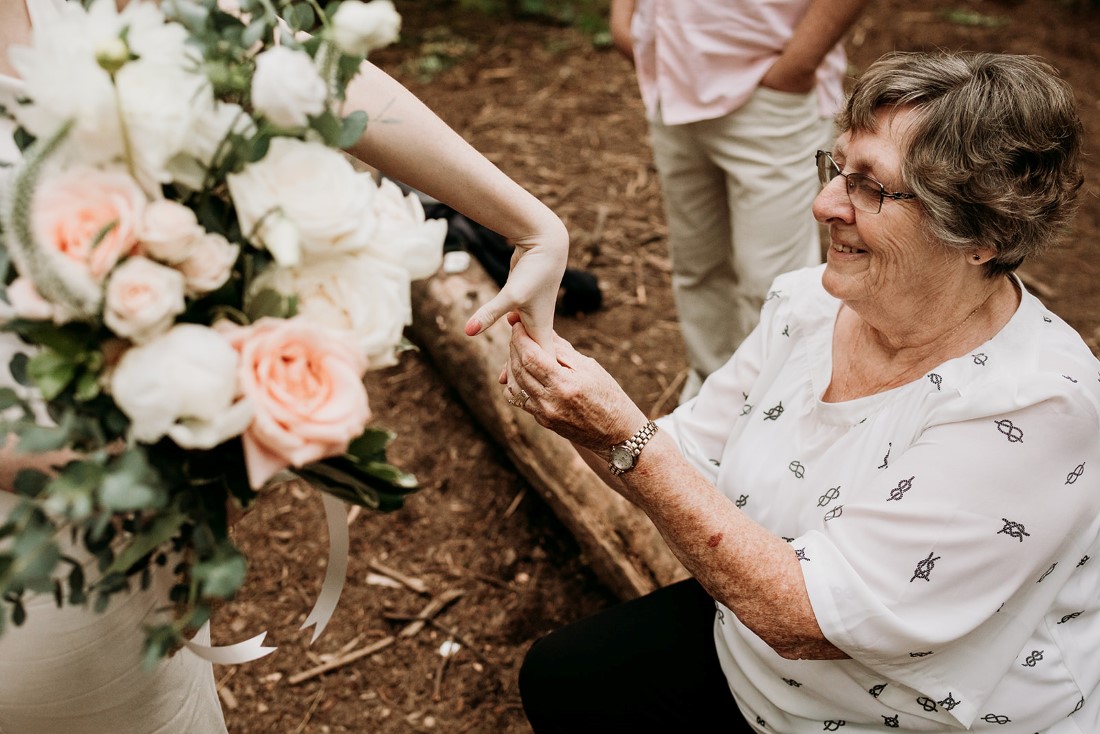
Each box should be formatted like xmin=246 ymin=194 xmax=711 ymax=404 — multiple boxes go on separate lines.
xmin=610 ymin=446 xmax=634 ymax=471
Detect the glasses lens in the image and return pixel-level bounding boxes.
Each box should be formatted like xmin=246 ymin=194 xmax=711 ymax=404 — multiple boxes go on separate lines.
xmin=816 ymin=151 xmax=839 ymax=187
xmin=846 ymin=173 xmax=885 ymax=214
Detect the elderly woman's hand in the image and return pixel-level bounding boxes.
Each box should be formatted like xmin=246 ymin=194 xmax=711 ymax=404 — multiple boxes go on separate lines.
xmin=501 ymin=315 xmax=648 ymax=455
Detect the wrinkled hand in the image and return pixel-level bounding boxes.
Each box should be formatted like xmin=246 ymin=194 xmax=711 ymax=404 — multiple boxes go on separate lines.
xmin=464 ymin=223 xmax=569 ymax=358
xmin=500 ymin=315 xmax=646 ymax=453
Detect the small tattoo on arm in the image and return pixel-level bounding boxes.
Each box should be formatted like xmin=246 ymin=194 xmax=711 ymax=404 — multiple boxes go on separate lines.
xmin=707 ymin=533 xmax=723 ymax=548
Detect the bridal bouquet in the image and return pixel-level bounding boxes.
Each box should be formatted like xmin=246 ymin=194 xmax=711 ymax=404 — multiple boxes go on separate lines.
xmin=0 ymin=0 xmax=446 ymax=661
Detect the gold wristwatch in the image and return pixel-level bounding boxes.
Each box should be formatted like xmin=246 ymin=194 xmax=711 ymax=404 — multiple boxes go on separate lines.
xmin=606 ymin=421 xmax=659 ymax=476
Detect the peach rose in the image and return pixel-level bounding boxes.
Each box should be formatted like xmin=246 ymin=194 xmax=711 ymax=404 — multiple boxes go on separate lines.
xmin=103 ymin=256 xmax=186 ymax=343
xmin=32 ymin=166 xmax=145 ymax=281
xmin=220 ymin=317 xmax=371 ymax=489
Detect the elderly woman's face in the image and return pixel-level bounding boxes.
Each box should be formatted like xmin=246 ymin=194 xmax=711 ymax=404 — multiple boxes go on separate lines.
xmin=814 ymin=108 xmax=964 ymax=310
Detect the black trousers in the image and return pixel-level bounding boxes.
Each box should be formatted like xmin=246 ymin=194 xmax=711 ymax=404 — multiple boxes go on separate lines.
xmin=519 ymin=578 xmax=755 ymax=733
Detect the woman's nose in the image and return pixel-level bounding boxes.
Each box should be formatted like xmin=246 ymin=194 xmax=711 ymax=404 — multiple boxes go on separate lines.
xmin=812 ymin=176 xmax=854 ymax=224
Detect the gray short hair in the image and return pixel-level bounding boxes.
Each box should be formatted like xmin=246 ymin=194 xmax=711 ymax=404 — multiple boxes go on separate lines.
xmin=838 ymin=52 xmax=1084 ymax=276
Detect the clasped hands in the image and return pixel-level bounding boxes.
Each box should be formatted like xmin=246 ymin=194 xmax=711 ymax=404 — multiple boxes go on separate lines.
xmin=498 ymin=312 xmax=648 ymax=456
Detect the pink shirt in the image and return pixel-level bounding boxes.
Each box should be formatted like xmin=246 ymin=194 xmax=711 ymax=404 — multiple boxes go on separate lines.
xmin=631 ymin=0 xmax=848 ymax=125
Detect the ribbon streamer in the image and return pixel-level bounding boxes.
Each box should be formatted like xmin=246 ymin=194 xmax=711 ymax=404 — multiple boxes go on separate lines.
xmin=184 ymin=492 xmax=350 ymax=664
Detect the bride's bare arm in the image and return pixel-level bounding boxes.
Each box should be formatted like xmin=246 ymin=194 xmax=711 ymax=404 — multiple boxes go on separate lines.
xmin=342 ymin=61 xmax=569 ymax=352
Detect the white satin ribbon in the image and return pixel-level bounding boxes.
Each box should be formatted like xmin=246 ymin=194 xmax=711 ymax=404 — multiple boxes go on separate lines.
xmin=184 ymin=492 xmax=350 ymax=664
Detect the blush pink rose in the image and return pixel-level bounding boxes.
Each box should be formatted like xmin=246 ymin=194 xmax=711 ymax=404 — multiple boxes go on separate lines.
xmin=33 ymin=166 xmax=146 ymax=281
xmin=219 ymin=317 xmax=371 ymax=489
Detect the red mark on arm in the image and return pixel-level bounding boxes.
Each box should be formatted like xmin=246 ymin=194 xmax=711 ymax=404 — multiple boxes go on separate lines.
xmin=706 ymin=533 xmax=723 ymax=548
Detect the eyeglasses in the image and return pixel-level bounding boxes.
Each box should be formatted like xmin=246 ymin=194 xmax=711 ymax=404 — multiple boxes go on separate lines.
xmin=815 ymin=150 xmax=917 ymax=214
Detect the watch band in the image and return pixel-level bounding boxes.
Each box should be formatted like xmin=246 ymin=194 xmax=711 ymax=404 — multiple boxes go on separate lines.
xmin=607 ymin=420 xmax=659 ymax=475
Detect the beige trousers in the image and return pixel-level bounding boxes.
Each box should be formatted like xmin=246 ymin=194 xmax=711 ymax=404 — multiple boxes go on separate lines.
xmin=648 ymin=86 xmax=834 ymax=401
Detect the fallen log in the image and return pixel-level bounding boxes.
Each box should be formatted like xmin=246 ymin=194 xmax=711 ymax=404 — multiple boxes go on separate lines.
xmin=409 ymin=264 xmax=686 ymax=601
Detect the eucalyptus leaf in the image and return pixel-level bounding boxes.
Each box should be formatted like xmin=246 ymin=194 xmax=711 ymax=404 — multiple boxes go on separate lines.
xmin=192 ymin=546 xmax=246 ymax=599
xmin=106 ymin=512 xmax=187 ymax=576
xmin=310 ymin=110 xmax=343 ymax=147
xmin=14 ymin=418 xmax=74 ymax=454
xmin=246 ymin=287 xmax=295 ymax=320
xmin=240 ymin=16 xmax=270 ymax=47
xmin=142 ymin=623 xmax=180 ymax=671
xmin=0 ymin=387 xmax=16 ymax=412
xmin=338 ymin=110 xmax=369 ymax=148
xmin=12 ymin=468 xmax=48 ymax=498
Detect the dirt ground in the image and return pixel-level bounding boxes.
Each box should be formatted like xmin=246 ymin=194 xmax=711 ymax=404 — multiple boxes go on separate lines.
xmin=222 ymin=1 xmax=1100 ymax=731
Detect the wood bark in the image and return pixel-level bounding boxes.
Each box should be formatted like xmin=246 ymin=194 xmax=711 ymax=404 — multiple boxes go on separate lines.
xmin=409 ymin=265 xmax=685 ymax=600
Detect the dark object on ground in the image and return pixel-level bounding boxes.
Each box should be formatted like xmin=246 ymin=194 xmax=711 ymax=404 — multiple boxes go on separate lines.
xmin=426 ymin=202 xmax=603 ymax=317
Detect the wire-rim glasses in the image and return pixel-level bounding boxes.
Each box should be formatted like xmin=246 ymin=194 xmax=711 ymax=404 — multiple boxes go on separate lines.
xmin=815 ymin=150 xmax=917 ymax=214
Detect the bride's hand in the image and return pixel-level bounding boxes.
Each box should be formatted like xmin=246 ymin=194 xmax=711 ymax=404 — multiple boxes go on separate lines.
xmin=464 ymin=217 xmax=569 ymax=356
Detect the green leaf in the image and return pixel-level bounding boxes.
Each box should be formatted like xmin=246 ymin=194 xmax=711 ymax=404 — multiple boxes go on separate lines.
xmin=245 ymin=287 xmax=296 ymax=320
xmin=12 ymin=469 xmax=49 ymax=498
xmin=309 ymin=109 xmax=343 ymax=147
xmin=241 ymin=17 xmax=271 ymax=47
xmin=142 ymin=623 xmax=180 ymax=671
xmin=106 ymin=512 xmax=187 ymax=576
xmin=363 ymin=461 xmax=418 ymax=489
xmin=338 ymin=110 xmax=369 ymax=148
xmin=14 ymin=412 xmax=75 ymax=453
xmin=27 ymin=349 xmax=77 ymax=400
xmin=43 ymin=459 xmax=103 ymax=520
xmin=98 ymin=449 xmax=166 ymax=512
xmin=192 ymin=544 xmax=246 ymax=599
xmin=346 ymin=428 xmax=394 ymax=463
xmin=0 ymin=387 xmax=22 ymax=411
xmin=73 ymin=370 xmax=101 ymax=402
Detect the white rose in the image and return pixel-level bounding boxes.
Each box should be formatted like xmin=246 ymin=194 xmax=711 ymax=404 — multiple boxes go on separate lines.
xmin=227 ymin=137 xmax=377 ymax=263
xmin=251 ymin=46 xmax=327 ymax=129
xmin=110 ymin=323 xmax=254 ymax=448
xmin=251 ymin=252 xmax=410 ymax=369
xmin=167 ymin=100 xmax=255 ymax=191
xmin=330 ymin=0 xmax=401 ymax=57
xmin=177 ymin=232 xmax=240 ymax=295
xmin=365 ymin=178 xmax=446 ymax=280
xmin=103 ymin=256 xmax=186 ymax=343
xmin=139 ymin=199 xmax=205 ymax=264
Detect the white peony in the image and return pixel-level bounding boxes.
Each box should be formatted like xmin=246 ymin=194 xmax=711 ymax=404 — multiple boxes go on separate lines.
xmin=115 ymin=59 xmax=213 ymax=194
xmin=177 ymin=232 xmax=240 ymax=296
xmin=330 ymin=0 xmax=401 ymax=57
xmin=103 ymin=256 xmax=186 ymax=343
xmin=9 ymin=0 xmax=205 ymax=189
xmin=227 ymin=137 xmax=377 ymax=265
xmin=251 ymin=252 xmax=411 ymax=369
xmin=251 ymin=46 xmax=327 ymax=129
xmin=364 ymin=178 xmax=446 ymax=280
xmin=110 ymin=323 xmax=254 ymax=448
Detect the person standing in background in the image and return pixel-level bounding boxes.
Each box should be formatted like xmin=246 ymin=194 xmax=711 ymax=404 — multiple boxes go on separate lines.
xmin=611 ymin=0 xmax=868 ymax=400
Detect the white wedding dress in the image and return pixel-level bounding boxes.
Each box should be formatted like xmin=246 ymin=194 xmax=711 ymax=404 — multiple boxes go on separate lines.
xmin=0 ymin=1 xmax=228 ymax=731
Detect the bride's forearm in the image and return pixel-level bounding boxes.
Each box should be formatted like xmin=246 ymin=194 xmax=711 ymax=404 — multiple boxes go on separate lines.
xmin=342 ymin=61 xmax=566 ymax=249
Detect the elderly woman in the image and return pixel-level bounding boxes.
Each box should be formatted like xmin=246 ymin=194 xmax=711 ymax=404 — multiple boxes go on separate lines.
xmin=512 ymin=51 xmax=1100 ymax=733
